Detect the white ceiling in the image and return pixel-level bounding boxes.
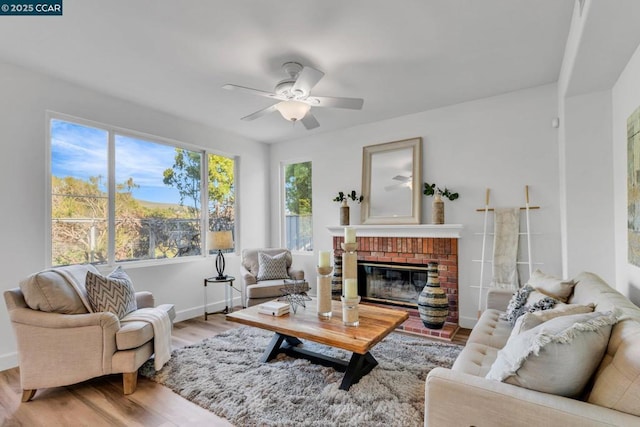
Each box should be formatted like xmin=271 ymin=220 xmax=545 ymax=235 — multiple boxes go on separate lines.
xmin=0 ymin=0 xmax=574 ymax=143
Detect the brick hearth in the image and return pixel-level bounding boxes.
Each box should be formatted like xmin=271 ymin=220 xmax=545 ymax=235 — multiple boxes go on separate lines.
xmin=332 ymin=235 xmax=459 ymax=340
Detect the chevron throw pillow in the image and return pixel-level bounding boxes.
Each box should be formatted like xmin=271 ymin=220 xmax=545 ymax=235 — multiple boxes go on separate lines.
xmin=257 ymin=252 xmax=289 ymax=281
xmin=86 ymin=266 xmax=137 ymax=319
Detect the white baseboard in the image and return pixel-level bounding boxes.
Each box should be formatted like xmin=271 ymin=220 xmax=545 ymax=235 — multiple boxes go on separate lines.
xmin=174 ymin=296 xmax=243 ymax=323
xmin=0 ymin=351 xmax=18 ymax=371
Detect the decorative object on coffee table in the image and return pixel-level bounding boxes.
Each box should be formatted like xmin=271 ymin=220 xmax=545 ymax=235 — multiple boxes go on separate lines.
xmin=418 ymin=262 xmax=449 ymax=329
xmin=317 ymin=251 xmax=333 ymax=318
xmin=280 ymin=279 xmax=309 ymax=314
xmin=341 ymin=296 xmax=361 ymax=326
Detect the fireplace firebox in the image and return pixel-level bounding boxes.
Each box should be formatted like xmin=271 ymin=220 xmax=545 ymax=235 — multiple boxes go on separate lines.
xmin=358 ymin=262 xmax=429 ymax=308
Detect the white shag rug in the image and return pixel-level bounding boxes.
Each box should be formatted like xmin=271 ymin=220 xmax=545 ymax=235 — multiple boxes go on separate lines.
xmin=140 ymin=326 xmax=462 ymax=427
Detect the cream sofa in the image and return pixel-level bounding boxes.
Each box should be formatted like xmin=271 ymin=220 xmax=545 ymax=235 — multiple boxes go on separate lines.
xmin=4 ymin=264 xmax=175 ymax=401
xmin=425 ymin=272 xmax=640 ymax=426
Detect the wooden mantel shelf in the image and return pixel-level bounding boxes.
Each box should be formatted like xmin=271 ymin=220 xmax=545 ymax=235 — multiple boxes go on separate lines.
xmin=326 ymin=224 xmax=463 ymax=239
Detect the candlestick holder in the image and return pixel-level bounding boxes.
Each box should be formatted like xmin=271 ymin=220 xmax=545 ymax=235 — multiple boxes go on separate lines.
xmin=316 ymin=266 xmax=333 ymax=318
xmin=341 ymin=296 xmax=361 ymax=327
xmin=341 ymin=242 xmax=357 ymax=253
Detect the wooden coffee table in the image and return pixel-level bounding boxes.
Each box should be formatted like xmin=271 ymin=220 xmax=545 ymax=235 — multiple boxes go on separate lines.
xmin=226 ymin=298 xmax=408 ymax=390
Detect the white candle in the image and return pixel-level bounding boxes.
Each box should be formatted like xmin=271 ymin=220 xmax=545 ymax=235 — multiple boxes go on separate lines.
xmin=344 ymin=278 xmax=358 ymax=298
xmin=344 ymin=227 xmax=356 ymax=244
xmin=318 ymin=250 xmax=330 ymax=268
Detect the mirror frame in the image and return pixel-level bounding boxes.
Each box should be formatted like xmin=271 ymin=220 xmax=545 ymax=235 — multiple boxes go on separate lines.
xmin=361 ymin=137 xmax=422 ymax=224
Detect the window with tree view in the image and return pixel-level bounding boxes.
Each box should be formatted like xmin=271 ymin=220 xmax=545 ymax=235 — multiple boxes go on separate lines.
xmin=50 ymin=117 xmax=235 ymax=266
xmin=283 ymin=161 xmax=312 ymax=251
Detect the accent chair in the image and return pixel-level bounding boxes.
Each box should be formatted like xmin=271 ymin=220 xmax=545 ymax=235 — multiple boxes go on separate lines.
xmin=4 ymin=264 xmax=175 ymax=402
xmin=240 ymin=248 xmax=307 ymax=307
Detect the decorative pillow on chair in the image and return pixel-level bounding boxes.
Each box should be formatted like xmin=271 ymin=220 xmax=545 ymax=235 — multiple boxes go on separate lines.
xmin=86 ymin=266 xmax=137 ymax=319
xmin=486 ymin=311 xmax=618 ymax=397
xmin=527 ymin=269 xmax=576 ymax=302
xmin=256 ymin=252 xmax=289 ymax=281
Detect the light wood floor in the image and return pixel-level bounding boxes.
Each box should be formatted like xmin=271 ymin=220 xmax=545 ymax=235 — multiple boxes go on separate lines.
xmin=0 ymin=313 xmax=470 ymax=427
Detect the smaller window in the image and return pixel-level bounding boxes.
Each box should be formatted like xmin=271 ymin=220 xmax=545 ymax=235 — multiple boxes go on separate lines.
xmin=207 ymin=153 xmax=236 ymax=254
xmin=283 ymin=161 xmax=313 ymax=251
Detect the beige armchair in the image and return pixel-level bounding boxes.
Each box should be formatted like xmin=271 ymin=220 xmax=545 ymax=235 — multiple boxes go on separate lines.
xmin=4 ymin=265 xmax=175 ymax=401
xmin=240 ymin=248 xmax=307 ymax=307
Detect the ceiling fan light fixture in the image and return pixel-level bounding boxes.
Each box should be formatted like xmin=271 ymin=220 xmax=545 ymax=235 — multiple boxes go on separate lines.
xmin=276 ymin=100 xmax=310 ymax=122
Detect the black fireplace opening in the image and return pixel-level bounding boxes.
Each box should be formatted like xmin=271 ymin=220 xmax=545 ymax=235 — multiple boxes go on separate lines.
xmin=358 ymin=261 xmax=429 ymax=308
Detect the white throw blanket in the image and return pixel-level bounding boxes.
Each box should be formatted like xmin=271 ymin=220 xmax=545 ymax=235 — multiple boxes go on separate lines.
xmin=122 ymin=308 xmax=172 ymax=370
xmin=491 ymin=208 xmax=520 ymax=290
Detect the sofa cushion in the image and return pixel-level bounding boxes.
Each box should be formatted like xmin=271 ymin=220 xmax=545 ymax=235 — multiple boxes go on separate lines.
xmin=116 ymin=303 xmax=176 ymax=350
xmin=467 ymin=309 xmax=513 ymax=349
xmin=501 ymin=285 xmax=534 ymax=325
xmin=486 ymin=311 xmax=618 ymax=397
xmin=245 ymin=280 xmax=310 ymax=300
xmin=451 ymin=343 xmax=499 ymax=377
xmin=19 ymin=265 xmax=98 ymax=314
xmin=257 ymin=252 xmax=290 ymax=281
xmin=527 ymin=269 xmax=576 ymax=303
xmin=117 ymin=321 xmax=154 ymax=350
xmin=86 ymin=266 xmax=137 ymax=319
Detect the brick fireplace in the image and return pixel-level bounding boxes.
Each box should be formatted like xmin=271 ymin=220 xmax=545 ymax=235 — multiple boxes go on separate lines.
xmin=328 ymin=225 xmax=461 ymax=340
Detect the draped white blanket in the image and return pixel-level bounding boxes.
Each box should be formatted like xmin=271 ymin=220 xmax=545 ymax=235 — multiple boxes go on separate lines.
xmin=122 ymin=308 xmax=172 ymax=370
xmin=491 ymin=207 xmax=520 ymax=290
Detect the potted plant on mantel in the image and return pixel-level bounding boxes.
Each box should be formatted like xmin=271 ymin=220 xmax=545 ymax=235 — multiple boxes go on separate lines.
xmin=423 ymin=182 xmax=459 ymax=224
xmin=333 ymin=190 xmax=363 ymax=226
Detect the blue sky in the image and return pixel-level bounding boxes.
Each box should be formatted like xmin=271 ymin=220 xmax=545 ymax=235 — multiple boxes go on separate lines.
xmin=51 ymin=119 xmax=190 ymax=204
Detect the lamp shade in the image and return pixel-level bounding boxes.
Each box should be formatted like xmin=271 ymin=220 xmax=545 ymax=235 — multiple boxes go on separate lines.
xmin=207 ymin=230 xmax=233 ymax=250
xmin=276 ymin=101 xmax=310 ymax=121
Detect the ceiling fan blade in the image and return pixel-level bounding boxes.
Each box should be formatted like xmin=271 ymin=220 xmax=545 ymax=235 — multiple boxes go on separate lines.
xmin=292 ymin=66 xmax=325 ymax=96
xmin=241 ymin=104 xmax=278 ymax=121
xmin=307 ymin=96 xmax=364 ymax=110
xmin=222 ymin=84 xmax=286 ymax=100
xmin=301 ymin=112 xmax=320 ymax=130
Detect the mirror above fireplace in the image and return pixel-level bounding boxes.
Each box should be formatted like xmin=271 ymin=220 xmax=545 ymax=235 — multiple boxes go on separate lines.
xmin=361 ymin=137 xmax=422 ymax=225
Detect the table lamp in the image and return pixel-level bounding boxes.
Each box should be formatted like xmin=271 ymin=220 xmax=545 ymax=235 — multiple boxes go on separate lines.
xmin=208 ymin=230 xmax=234 ymax=279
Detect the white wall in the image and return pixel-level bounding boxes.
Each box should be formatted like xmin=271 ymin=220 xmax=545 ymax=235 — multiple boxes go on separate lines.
xmin=557 ymin=0 xmax=640 ymax=296
xmin=0 ymin=61 xmax=270 ymax=370
xmin=270 ymin=84 xmax=563 ymax=328
xmin=562 ymin=90 xmax=615 ymax=282
xmin=613 ymin=41 xmax=640 ymax=305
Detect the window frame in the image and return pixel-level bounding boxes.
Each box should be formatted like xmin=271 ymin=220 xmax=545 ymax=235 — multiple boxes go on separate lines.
xmin=280 ymin=158 xmax=313 ymax=254
xmin=46 ymin=111 xmax=238 ymax=268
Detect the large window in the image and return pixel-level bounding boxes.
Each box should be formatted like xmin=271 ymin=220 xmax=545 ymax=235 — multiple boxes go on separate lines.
xmin=283 ymin=161 xmax=312 ymax=252
xmin=50 ymin=115 xmax=235 ymax=266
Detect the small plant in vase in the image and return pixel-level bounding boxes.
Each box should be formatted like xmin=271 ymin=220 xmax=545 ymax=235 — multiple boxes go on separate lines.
xmin=333 ymin=190 xmax=363 ymax=226
xmin=423 ymin=182 xmax=459 ymax=224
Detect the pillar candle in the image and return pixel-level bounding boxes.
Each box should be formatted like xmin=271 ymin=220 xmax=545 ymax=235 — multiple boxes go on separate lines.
xmin=344 ymin=278 xmax=358 ymax=298
xmin=344 ymin=227 xmax=356 ymax=244
xmin=318 ymin=250 xmax=330 ymax=268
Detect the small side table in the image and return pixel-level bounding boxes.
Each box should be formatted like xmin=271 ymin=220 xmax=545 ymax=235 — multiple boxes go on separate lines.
xmin=204 ymin=276 xmax=239 ymax=320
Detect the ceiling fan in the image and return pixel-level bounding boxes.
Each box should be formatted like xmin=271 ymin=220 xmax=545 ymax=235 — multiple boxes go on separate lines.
xmin=222 ymin=61 xmax=364 ymax=130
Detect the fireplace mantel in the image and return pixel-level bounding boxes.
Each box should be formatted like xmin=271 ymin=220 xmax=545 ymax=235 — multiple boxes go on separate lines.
xmin=326 ymin=224 xmax=463 ymax=239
